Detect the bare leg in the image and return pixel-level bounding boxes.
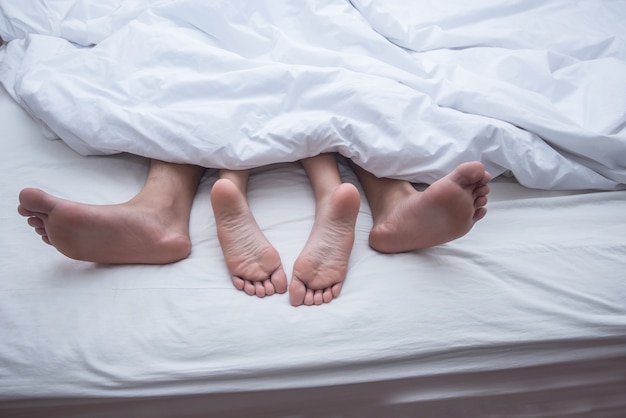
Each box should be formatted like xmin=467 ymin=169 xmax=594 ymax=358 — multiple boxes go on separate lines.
xmin=17 ymin=160 xmax=204 ymax=264
xmin=351 ymin=161 xmax=490 ymax=253
xmin=210 ymin=169 xmax=287 ymax=297
xmin=290 ymin=154 xmax=361 ymax=306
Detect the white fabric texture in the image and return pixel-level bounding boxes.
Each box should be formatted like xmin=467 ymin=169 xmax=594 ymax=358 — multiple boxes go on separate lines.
xmin=1 ymin=0 xmax=625 ymax=190
xmin=1 ymin=84 xmax=626 ymax=417
xmin=2 ymin=3 xmax=626 ymax=415
xmin=2 ymin=79 xmax=626 ymax=417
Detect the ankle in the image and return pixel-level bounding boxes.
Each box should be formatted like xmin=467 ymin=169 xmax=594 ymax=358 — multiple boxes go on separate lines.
xmin=369 ymin=183 xmax=416 ymax=221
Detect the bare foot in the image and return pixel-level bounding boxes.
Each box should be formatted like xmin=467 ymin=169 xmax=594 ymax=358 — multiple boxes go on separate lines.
xmin=369 ymin=161 xmax=491 ymax=253
xmin=210 ymin=179 xmax=288 ymax=297
xmin=17 ymin=188 xmax=193 ymax=264
xmin=289 ymin=183 xmax=360 ymax=306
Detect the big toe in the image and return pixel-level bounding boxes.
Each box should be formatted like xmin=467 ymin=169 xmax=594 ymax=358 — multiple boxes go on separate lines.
xmin=289 ymin=277 xmax=307 ymax=306
xmin=271 ymin=266 xmax=288 ymax=294
xmin=453 ymin=162 xmax=488 ymax=186
xmin=19 ymin=188 xmax=57 ymax=214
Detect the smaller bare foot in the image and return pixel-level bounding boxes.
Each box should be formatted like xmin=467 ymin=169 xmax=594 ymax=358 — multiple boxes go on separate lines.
xmin=369 ymin=161 xmax=491 ymax=253
xmin=289 ymin=183 xmax=360 ymax=306
xmin=17 ymin=188 xmax=193 ymax=264
xmin=210 ymin=179 xmax=287 ymax=297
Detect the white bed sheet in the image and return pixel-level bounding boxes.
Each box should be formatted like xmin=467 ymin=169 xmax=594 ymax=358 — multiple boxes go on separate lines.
xmin=2 ymin=81 xmax=626 ymax=417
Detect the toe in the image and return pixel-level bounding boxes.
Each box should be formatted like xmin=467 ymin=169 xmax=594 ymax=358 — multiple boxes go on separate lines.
xmin=243 ymin=280 xmax=257 ymax=296
xmin=313 ymin=290 xmax=324 ymax=305
xmin=231 ymin=276 xmax=245 ymax=291
xmin=27 ymin=217 xmax=45 ymax=229
xmin=481 ymin=170 xmax=492 ymax=185
xmin=474 ymin=184 xmax=490 ymax=197
xmin=254 ymin=281 xmax=266 ymax=298
xmin=323 ymin=288 xmax=333 ymax=303
xmin=304 ymin=289 xmax=315 ymax=306
xmin=454 ymin=162 xmax=487 ymax=185
xmin=473 ymin=207 xmax=487 ymax=222
xmin=474 ymin=196 xmax=488 ymax=208
xmin=270 ymin=266 xmax=288 ymax=294
xmin=19 ymin=188 xmax=56 ymax=214
xmin=18 ymin=205 xmax=36 ymax=217
xmin=288 ymin=277 xmax=307 ymax=306
xmin=263 ymin=280 xmax=275 ymax=296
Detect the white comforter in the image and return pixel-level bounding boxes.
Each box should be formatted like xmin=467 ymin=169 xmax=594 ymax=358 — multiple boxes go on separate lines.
xmin=1 ymin=0 xmax=625 ymax=190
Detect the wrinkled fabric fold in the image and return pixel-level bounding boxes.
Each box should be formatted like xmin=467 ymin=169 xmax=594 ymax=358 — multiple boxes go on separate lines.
xmin=1 ymin=0 xmax=625 ymax=189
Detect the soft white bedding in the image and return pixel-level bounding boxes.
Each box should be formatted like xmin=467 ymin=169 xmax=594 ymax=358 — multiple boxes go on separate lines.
xmin=1 ymin=0 xmax=625 ymax=189
xmin=2 ymin=77 xmax=626 ymax=418
xmin=2 ymin=2 xmax=626 ymax=417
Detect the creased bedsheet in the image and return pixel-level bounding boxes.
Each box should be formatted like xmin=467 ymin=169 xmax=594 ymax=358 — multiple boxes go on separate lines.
xmin=2 ymin=82 xmax=626 ymax=416
xmin=1 ymin=0 xmax=625 ymax=190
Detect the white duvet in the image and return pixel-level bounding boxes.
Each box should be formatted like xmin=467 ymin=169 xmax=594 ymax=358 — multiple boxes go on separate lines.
xmin=1 ymin=0 xmax=625 ymax=190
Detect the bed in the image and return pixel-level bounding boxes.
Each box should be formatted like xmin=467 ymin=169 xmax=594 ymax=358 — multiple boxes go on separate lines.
xmin=1 ymin=1 xmax=626 ymax=417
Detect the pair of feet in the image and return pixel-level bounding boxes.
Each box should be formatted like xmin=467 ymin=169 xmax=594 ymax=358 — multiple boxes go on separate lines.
xmin=210 ymin=177 xmax=360 ymax=306
xmin=17 ymin=162 xmax=490 ymax=306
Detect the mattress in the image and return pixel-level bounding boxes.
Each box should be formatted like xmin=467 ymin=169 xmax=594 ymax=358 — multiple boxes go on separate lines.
xmin=2 ymin=2 xmax=626 ymax=417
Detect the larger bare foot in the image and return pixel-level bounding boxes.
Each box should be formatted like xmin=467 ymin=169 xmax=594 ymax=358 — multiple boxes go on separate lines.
xmin=289 ymin=183 xmax=360 ymax=306
xmin=369 ymin=162 xmax=491 ymax=253
xmin=17 ymin=188 xmax=193 ymax=264
xmin=210 ymin=179 xmax=287 ymax=297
